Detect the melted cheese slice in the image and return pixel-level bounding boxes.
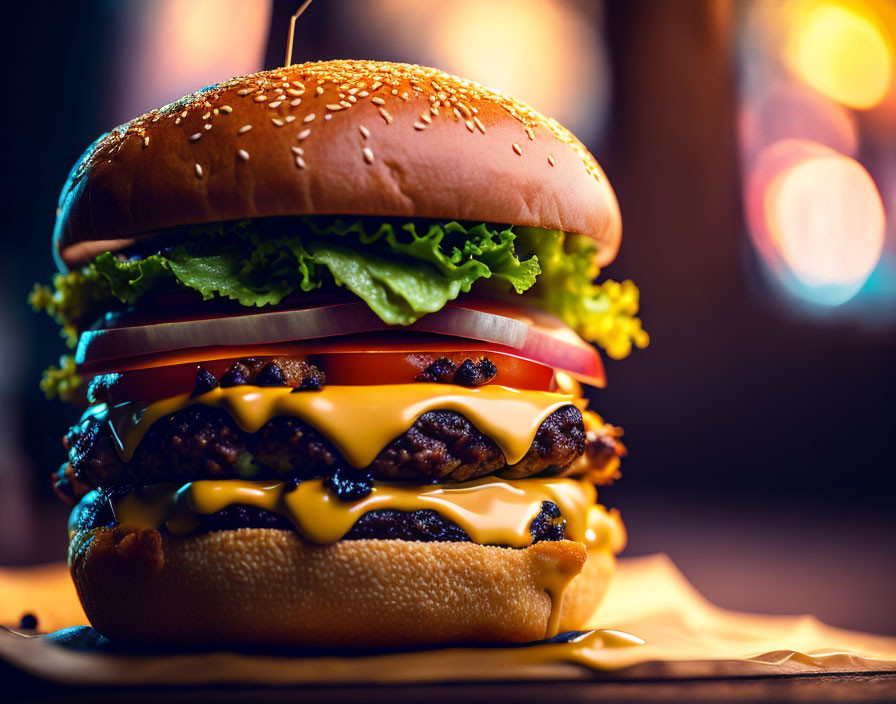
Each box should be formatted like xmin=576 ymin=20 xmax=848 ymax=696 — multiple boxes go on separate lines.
xmin=105 ymin=476 xmax=626 ymax=551
xmin=107 ymin=384 xmax=575 ymax=468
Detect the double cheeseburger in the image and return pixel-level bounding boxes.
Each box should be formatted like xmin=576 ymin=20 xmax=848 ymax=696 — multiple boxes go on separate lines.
xmin=33 ymin=60 xmax=647 ymax=646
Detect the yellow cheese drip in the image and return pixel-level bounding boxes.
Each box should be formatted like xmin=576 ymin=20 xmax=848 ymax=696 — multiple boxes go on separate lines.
xmin=110 ymin=476 xmax=626 ymax=551
xmin=108 ymin=384 xmax=575 ymax=468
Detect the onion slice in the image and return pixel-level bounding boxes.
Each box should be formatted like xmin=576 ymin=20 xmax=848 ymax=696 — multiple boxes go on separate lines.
xmin=77 ymin=300 xmax=605 ymax=386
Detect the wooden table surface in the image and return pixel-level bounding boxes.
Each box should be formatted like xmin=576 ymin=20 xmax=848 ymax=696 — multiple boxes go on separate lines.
xmin=5 ymin=665 xmax=896 ymax=703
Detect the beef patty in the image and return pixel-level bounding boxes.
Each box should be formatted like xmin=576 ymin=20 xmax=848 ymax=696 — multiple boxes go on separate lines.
xmin=70 ymin=486 xmax=567 ymax=546
xmin=64 ymin=403 xmax=598 ymax=490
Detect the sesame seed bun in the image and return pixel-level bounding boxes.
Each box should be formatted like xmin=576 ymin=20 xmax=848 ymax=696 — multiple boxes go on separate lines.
xmin=68 ymin=527 xmax=615 ymax=647
xmin=54 ymin=60 xmax=621 ymax=271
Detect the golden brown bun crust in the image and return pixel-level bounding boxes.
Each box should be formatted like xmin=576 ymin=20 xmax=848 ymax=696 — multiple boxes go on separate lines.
xmin=69 ymin=527 xmax=615 ymax=647
xmin=54 ymin=60 xmax=621 ymax=270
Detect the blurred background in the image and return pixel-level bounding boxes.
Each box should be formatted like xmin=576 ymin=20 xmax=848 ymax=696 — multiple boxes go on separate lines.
xmin=1 ymin=0 xmax=893 ymax=634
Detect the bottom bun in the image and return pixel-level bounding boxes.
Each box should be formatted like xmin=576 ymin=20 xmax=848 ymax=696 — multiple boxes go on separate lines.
xmin=70 ymin=527 xmax=615 ymax=647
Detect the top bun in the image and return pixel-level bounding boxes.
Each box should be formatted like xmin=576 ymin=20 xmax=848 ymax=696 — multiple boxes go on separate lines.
xmin=54 ymin=60 xmax=621 ymax=271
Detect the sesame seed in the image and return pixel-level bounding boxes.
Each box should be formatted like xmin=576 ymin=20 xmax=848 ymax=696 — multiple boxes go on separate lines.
xmin=195 ymin=163 xmax=203 ymax=178
xmin=254 ymin=94 xmax=268 ymax=102
xmin=291 ymin=81 xmax=305 ymax=90
xmin=430 ymin=106 xmax=439 ymax=116
xmin=340 ymin=100 xmax=352 ymax=108
xmin=525 ymin=127 xmax=535 ymax=140
xmin=358 ymin=90 xmax=369 ymax=97
xmin=465 ymin=120 xmax=474 ymax=133
xmin=473 ymin=116 xmax=486 ymax=134
xmin=371 ymin=96 xmax=386 ymax=105
xmin=458 ymin=103 xmax=472 ymax=118
xmin=363 ymin=147 xmax=375 ymax=164
xmin=272 ymin=118 xmax=285 ymax=126
xmin=143 ymin=136 xmax=150 ymax=147
xmin=269 ymin=100 xmax=283 ymax=108
xmin=401 ymin=91 xmax=409 ymax=100
xmin=303 ymin=113 xmax=316 ymax=123
xmin=421 ymin=113 xmax=432 ymax=124
xmin=347 ymin=95 xmax=357 ymax=103
xmin=325 ymin=114 xmax=332 ymax=120
xmin=512 ymin=143 xmax=523 ymax=155
xmin=181 ymin=110 xmax=188 ymax=118
xmin=548 ymin=156 xmax=555 ymax=167
xmin=285 ymin=115 xmax=296 ymax=123
xmin=237 ymin=88 xmax=254 ymax=96
xmin=204 ymin=123 xmax=212 ymax=131
xmin=290 ymin=98 xmax=302 ymax=107
xmin=189 ymin=132 xmax=203 ymax=141
xmin=327 ymin=103 xmax=344 ymax=111
xmin=414 ymin=121 xmax=427 ymax=130
xmin=391 ymin=89 xmax=398 ymax=95
xmin=238 ymin=124 xmax=252 ymax=135
xmin=291 ymin=146 xmax=304 ymax=155
xmin=295 ymin=155 xmax=307 ymax=169
xmin=452 ymin=108 xmax=462 ymax=120
xmin=175 ymin=118 xmax=182 ymax=125
xmin=371 ymin=81 xmax=382 ymax=91
xmin=201 ymin=111 xmax=211 ymax=120
xmin=237 ymin=149 xmax=249 ymax=161
xmin=359 ymin=124 xmax=370 ymax=139
xmin=316 ymin=86 xmax=324 ymax=95
xmin=287 ymin=88 xmax=303 ymax=97
xmin=378 ymin=106 xmax=393 ymax=124
xmin=297 ymin=128 xmax=311 ymax=140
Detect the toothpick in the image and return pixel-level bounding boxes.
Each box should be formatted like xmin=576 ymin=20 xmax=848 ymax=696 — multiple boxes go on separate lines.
xmin=285 ymin=0 xmax=314 ymax=68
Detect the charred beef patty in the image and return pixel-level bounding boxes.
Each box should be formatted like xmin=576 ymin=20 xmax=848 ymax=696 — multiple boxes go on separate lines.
xmin=64 ymin=403 xmax=595 ymax=490
xmin=71 ymin=486 xmax=567 ymax=545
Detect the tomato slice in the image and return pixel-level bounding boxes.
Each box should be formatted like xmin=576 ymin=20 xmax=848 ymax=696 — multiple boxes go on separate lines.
xmin=77 ymin=300 xmax=606 ymax=388
xmin=322 ymin=351 xmax=553 ymax=388
xmin=89 ymin=349 xmax=556 ymax=406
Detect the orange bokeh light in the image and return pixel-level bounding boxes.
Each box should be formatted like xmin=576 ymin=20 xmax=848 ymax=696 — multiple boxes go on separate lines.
xmin=746 ymin=140 xmax=886 ymax=304
xmin=784 ymin=1 xmax=893 ymax=110
xmin=114 ymin=0 xmax=272 ymax=122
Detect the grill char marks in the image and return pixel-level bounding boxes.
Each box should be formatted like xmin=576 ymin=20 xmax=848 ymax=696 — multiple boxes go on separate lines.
xmin=65 ymin=404 xmax=594 ymax=490
xmin=415 ymin=357 xmax=498 ymax=386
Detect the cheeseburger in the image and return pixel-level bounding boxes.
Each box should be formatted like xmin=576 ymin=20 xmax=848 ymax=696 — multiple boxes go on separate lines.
xmin=32 ymin=60 xmax=647 ymax=646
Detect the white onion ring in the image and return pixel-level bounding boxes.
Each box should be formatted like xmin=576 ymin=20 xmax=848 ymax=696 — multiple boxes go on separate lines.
xmin=76 ymin=301 xmax=605 ymax=385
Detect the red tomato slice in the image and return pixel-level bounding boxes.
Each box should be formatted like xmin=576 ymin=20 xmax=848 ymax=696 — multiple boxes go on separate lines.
xmin=77 ymin=300 xmax=606 ymax=388
xmin=89 ymin=349 xmax=555 ymax=406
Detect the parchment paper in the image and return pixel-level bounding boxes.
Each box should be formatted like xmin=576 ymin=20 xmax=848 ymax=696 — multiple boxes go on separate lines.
xmin=1 ymin=553 xmax=893 ymax=686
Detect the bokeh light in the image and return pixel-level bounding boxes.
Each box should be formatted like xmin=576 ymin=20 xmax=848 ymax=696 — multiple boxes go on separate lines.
xmin=746 ymin=140 xmax=886 ymax=305
xmin=739 ymin=83 xmax=858 ymax=162
xmin=112 ymin=0 xmax=272 ymax=123
xmin=785 ymin=2 xmax=893 ymax=110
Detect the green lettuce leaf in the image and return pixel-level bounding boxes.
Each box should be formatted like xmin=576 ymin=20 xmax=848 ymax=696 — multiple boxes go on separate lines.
xmin=514 ymin=227 xmax=649 ymax=359
xmin=92 ymin=252 xmax=172 ymax=304
xmin=308 ymin=242 xmax=468 ymax=325
xmin=31 ymin=218 xmax=647 ymax=401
